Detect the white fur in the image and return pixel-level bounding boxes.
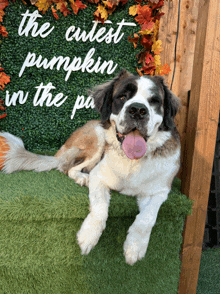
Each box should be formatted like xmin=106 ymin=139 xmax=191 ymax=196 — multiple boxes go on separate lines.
xmin=0 ymin=132 xmax=78 ymax=174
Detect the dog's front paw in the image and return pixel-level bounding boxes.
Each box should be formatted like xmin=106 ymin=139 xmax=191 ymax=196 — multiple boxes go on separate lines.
xmin=123 ymin=232 xmax=150 ymax=265
xmin=77 ymin=213 xmax=105 ymax=255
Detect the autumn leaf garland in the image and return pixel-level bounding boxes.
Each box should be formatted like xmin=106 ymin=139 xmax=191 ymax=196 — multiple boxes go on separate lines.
xmin=0 ymin=0 xmax=170 ymax=121
xmin=128 ymin=1 xmax=171 ymax=76
xmin=0 ymin=0 xmax=10 ymax=120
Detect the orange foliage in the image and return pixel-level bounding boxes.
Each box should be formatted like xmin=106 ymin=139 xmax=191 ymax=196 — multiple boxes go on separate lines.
xmin=0 ymin=136 xmax=10 ymax=170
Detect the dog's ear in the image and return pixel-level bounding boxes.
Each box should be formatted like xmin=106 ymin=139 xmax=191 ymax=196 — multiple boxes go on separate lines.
xmin=91 ymin=69 xmax=132 ymax=123
xmin=152 ymin=76 xmax=181 ymax=130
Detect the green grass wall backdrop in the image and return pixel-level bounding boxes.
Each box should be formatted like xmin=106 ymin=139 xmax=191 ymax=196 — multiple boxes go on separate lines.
xmin=0 ymin=1 xmax=138 ymax=151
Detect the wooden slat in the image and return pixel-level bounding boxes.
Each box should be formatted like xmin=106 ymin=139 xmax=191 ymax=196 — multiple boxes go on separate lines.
xmin=159 ymin=0 xmax=199 ymax=178
xmin=178 ymin=0 xmax=220 ymax=292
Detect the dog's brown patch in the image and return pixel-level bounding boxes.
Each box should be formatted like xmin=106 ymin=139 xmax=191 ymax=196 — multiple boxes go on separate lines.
xmin=55 ymin=120 xmax=101 ymax=172
xmin=151 ymin=128 xmax=180 ymax=158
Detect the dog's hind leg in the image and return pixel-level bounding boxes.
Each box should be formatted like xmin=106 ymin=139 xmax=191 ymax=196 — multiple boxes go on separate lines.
xmin=68 ymin=123 xmax=106 ymax=187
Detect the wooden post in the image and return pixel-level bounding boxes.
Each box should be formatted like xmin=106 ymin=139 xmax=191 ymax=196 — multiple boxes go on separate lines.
xmin=159 ymin=0 xmax=199 ymax=178
xmin=179 ymin=0 xmax=220 ymax=293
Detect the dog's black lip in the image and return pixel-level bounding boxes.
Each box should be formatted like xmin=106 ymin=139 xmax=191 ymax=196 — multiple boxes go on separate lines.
xmin=116 ymin=128 xmax=149 ymax=144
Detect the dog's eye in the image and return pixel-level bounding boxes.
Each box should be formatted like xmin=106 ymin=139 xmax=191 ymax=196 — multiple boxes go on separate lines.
xmin=149 ymin=97 xmax=161 ymax=105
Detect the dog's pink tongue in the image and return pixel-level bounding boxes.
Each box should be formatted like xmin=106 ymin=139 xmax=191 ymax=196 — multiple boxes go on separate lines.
xmin=122 ymin=131 xmax=146 ymax=160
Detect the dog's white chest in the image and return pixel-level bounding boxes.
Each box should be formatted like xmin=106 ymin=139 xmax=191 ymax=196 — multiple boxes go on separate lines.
xmin=97 ymin=147 xmax=180 ymax=197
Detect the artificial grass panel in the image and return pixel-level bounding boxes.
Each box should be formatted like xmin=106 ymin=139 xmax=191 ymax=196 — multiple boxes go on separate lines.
xmin=197 ymin=248 xmax=220 ymax=294
xmin=0 ymin=171 xmax=192 ymax=294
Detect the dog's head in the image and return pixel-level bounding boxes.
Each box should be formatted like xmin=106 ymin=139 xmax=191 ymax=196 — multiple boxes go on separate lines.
xmin=91 ymin=69 xmax=180 ymax=159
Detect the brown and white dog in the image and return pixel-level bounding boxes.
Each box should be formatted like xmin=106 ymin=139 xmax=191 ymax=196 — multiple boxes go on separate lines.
xmin=1 ymin=69 xmax=181 ymax=265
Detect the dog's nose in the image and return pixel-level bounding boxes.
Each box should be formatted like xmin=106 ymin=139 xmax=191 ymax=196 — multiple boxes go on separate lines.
xmin=127 ymin=103 xmax=149 ymax=120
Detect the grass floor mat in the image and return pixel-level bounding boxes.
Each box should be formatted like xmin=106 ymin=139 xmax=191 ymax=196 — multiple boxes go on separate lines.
xmin=0 ymin=170 xmax=192 ymax=294
xmin=197 ymin=248 xmax=220 ymax=294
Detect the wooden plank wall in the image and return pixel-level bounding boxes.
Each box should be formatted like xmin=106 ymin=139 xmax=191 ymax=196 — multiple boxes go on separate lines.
xmin=178 ymin=0 xmax=220 ymax=292
xmin=159 ymin=0 xmax=199 ymax=178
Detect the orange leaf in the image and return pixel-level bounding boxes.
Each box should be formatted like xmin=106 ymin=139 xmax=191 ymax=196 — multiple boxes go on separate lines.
xmin=70 ymin=0 xmax=87 ymax=15
xmin=0 ymin=25 xmax=8 ymax=37
xmin=0 ymin=10 xmax=5 ymax=22
xmin=159 ymin=63 xmax=171 ymax=75
xmin=51 ymin=5 xmax=59 ymax=19
xmin=136 ymin=67 xmax=143 ymax=77
xmin=0 ymin=71 xmax=10 ymax=90
xmin=135 ymin=5 xmax=152 ymax=25
xmin=75 ymin=0 xmax=87 ymax=10
xmin=60 ymin=3 xmax=71 ymax=17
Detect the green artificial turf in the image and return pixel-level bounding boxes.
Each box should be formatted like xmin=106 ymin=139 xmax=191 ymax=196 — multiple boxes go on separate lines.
xmin=197 ymin=248 xmax=220 ymax=294
xmin=0 ymin=171 xmax=192 ymax=294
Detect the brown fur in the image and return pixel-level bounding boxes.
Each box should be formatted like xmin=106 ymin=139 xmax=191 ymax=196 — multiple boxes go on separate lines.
xmin=55 ymin=120 xmax=101 ymax=173
xmin=152 ymin=128 xmax=180 ymax=158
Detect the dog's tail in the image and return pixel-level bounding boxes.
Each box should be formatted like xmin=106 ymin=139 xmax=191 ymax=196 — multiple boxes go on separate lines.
xmin=0 ymin=132 xmax=80 ymax=174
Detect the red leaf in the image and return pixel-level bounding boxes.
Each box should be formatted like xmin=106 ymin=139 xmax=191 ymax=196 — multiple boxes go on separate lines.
xmin=145 ymin=52 xmax=154 ymax=64
xmin=87 ymin=0 xmax=99 ymax=3
xmin=0 ymin=0 xmax=9 ymax=11
xmin=153 ymin=12 xmax=164 ymax=21
xmin=150 ymin=0 xmax=164 ymax=10
xmin=141 ymin=64 xmax=156 ymax=75
xmin=0 ymin=113 xmax=7 ymax=119
xmin=140 ymin=35 xmax=152 ymax=49
xmin=141 ymin=21 xmax=154 ymax=32
xmin=60 ymin=3 xmax=71 ymax=17
xmin=93 ymin=14 xmax=105 ymax=24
